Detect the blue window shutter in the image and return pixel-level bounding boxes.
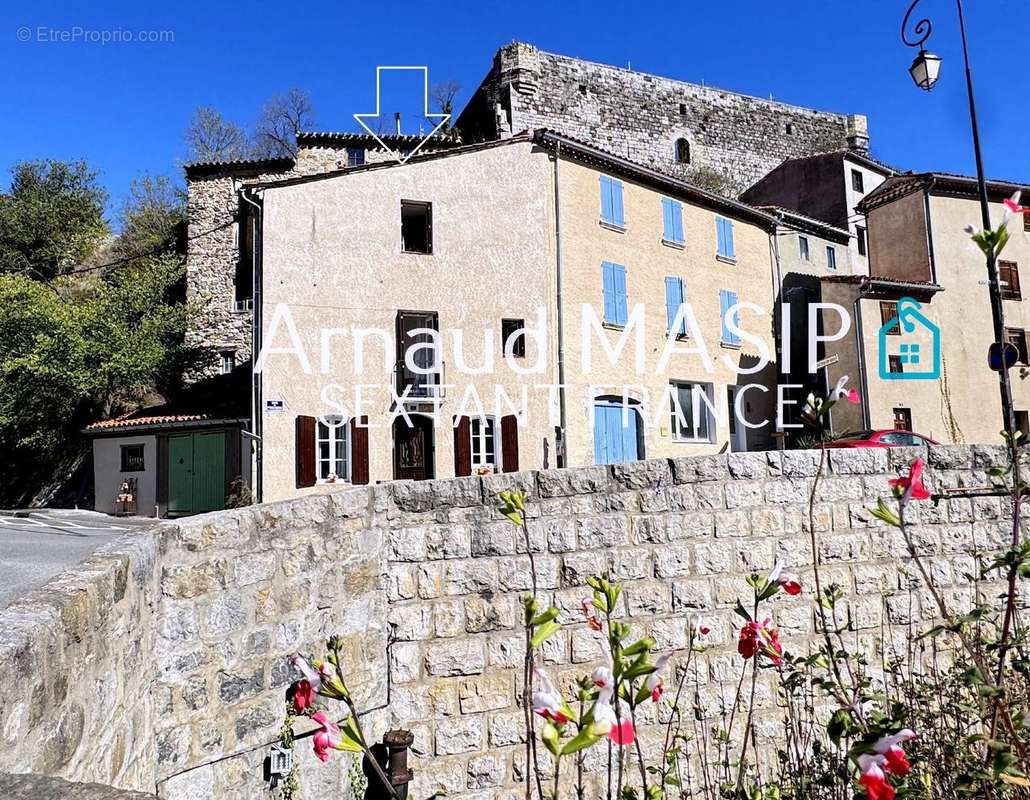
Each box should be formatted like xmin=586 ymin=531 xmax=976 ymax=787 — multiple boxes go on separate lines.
xmin=600 ymin=176 xmax=613 ymax=223
xmin=665 ymin=277 xmax=684 ymax=333
xmin=662 ymin=198 xmax=673 ymax=241
xmin=612 ymin=180 xmax=624 ymax=227
xmin=613 ymin=263 xmax=628 ymax=325
xmin=726 ymin=219 xmax=735 ymax=259
xmin=602 ymin=261 xmax=616 ymax=322
xmin=721 ymin=289 xmax=741 ymax=344
xmin=716 ymin=218 xmax=726 ymax=256
xmin=673 ymin=202 xmax=684 ymax=244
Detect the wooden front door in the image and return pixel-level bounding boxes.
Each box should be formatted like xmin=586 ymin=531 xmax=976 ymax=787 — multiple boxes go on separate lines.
xmin=393 ymin=416 xmax=434 ymax=481
xmin=166 ymin=431 xmax=226 ymax=517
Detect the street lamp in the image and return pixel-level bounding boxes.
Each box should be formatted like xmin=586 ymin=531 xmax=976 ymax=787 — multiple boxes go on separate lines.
xmin=901 ymin=0 xmax=1017 ymax=442
xmin=908 ymin=49 xmax=942 ymax=91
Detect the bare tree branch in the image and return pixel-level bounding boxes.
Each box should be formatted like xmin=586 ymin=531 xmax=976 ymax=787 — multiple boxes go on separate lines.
xmin=252 ymin=88 xmax=316 ymax=159
xmin=185 ymin=107 xmax=250 ymax=163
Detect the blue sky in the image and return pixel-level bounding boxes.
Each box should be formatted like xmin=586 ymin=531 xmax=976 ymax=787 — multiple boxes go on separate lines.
xmin=1 ymin=0 xmax=1028 ymax=217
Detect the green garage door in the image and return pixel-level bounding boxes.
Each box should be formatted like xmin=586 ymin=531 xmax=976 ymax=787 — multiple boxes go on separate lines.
xmin=167 ymin=431 xmax=226 ymax=517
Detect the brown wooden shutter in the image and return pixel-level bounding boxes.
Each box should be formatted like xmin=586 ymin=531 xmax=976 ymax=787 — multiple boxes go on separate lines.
xmin=350 ymin=416 xmax=370 ymax=485
xmin=454 ymin=416 xmax=472 ymax=477
xmin=501 ymin=414 xmax=519 ymax=473
xmin=296 ymin=415 xmax=316 ymax=488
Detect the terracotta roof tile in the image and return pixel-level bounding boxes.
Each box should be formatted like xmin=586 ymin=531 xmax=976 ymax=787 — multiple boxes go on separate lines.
xmin=85 ymin=414 xmax=208 ymax=431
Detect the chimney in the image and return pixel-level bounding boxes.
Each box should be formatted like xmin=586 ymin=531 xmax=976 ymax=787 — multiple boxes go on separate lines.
xmin=394 ymin=112 xmax=402 ymax=136
xmin=846 ymin=114 xmax=869 ymax=154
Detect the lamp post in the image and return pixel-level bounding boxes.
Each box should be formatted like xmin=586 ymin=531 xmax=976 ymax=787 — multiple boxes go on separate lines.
xmin=901 ymin=0 xmax=1017 ymax=440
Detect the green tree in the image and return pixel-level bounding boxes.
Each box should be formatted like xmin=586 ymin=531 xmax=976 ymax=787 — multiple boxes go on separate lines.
xmin=0 ymin=160 xmax=108 ymax=280
xmin=113 ymin=174 xmax=186 ymax=261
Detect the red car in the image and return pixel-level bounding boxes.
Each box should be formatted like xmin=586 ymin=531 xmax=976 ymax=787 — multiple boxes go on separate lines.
xmin=822 ymin=429 xmax=938 ymax=448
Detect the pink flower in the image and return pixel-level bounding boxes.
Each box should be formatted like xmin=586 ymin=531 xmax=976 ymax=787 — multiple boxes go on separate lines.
xmin=292 ymin=679 xmax=313 ymax=712
xmin=311 ymin=711 xmax=343 ymax=763
xmin=581 ymin=598 xmax=603 ymax=631
xmin=692 ymin=615 xmax=711 ymax=637
xmin=594 ymin=685 xmax=635 ymax=745
xmin=646 ymin=654 xmax=671 ymax=703
xmin=832 ymin=375 xmax=861 ymax=405
xmin=889 ymin=458 xmax=931 ymax=501
xmin=1003 ymin=193 xmax=1030 ymax=217
xmin=292 ymin=655 xmax=323 ymax=692
xmin=531 ymin=669 xmax=570 ymax=724
xmin=737 ymin=618 xmax=784 ymax=665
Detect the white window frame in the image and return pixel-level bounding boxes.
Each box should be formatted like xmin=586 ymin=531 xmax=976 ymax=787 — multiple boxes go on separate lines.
xmin=316 ymin=416 xmax=351 ymax=483
xmin=826 ymin=245 xmax=837 ymax=270
xmin=470 ymin=416 xmax=500 ymax=473
xmin=670 ymin=382 xmax=715 ymax=443
xmin=219 ymin=350 xmax=235 ymax=375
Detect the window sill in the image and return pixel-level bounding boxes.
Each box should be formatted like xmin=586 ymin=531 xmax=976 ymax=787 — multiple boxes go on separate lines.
xmin=715 ymin=254 xmax=737 ymax=265
xmin=599 ymin=220 xmax=626 ymax=233
xmin=401 ymin=250 xmax=433 ymax=256
xmin=317 ymin=478 xmax=351 ymax=486
xmin=666 ymin=331 xmax=689 ymax=341
xmin=720 ymin=341 xmax=742 ymax=350
xmin=661 ymin=239 xmax=685 ymax=250
xmin=671 ymin=436 xmax=714 ymax=445
xmin=602 ymin=321 xmax=626 ymax=331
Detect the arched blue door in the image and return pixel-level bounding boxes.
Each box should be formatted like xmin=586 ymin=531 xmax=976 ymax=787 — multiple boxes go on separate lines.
xmin=593 ymin=402 xmax=641 ymax=464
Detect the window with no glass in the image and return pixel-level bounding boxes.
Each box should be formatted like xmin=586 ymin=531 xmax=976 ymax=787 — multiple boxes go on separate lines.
xmin=501 ymin=318 xmax=526 ymax=358
xmin=401 ymin=200 xmax=432 ymax=254
xmin=856 ymin=226 xmax=867 ymax=257
xmin=675 ymin=138 xmax=690 ymax=164
xmin=120 ymin=444 xmax=145 ymax=472
xmin=798 ymin=235 xmax=810 ymax=262
xmin=851 ymin=169 xmax=865 ymax=193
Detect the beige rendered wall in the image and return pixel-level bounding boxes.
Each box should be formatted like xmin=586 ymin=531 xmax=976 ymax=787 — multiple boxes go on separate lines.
xmin=867 ymin=191 xmax=932 ymax=283
xmin=92 ymin=435 xmax=158 ymax=516
xmin=258 ymin=141 xmax=557 ymax=501
xmin=556 ymin=156 xmax=779 ymax=466
xmin=777 ymin=227 xmax=853 ymax=278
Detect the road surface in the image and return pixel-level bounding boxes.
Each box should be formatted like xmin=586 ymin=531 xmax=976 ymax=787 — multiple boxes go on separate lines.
xmin=0 ymin=510 xmax=155 ymax=609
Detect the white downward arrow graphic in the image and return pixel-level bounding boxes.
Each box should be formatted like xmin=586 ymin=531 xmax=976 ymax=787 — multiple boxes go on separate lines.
xmin=353 ymin=66 xmax=451 ymax=165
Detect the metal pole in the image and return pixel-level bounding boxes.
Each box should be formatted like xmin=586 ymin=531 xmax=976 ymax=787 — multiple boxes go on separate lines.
xmin=955 ymin=0 xmax=1016 ymax=439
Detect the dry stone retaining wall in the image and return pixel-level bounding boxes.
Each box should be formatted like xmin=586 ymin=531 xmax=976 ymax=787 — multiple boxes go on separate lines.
xmin=0 ymin=445 xmax=1015 ymax=799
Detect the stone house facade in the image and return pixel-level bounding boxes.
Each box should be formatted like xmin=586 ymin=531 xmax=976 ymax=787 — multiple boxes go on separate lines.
xmin=246 ymin=130 xmax=811 ymax=501
xmin=821 ymin=172 xmax=1030 ymax=443
xmin=740 ymin=150 xmax=896 ymax=275
xmin=457 ymin=42 xmax=871 ymax=195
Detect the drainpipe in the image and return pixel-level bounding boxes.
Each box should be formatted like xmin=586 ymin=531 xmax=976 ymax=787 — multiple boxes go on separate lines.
xmin=855 ymin=284 xmax=873 ymax=430
xmin=769 ymin=217 xmax=785 ymax=449
xmin=551 ymin=143 xmax=568 ymax=467
xmin=240 ymin=189 xmax=264 ymax=503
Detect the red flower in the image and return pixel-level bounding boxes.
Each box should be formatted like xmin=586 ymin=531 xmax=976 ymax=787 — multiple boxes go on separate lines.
xmin=738 ymin=618 xmax=784 ymax=665
xmin=858 ymin=769 xmax=896 ymax=800
xmin=292 ymin=679 xmax=313 ymax=712
xmin=889 ymin=457 xmax=931 ymax=501
xmin=780 ymin=574 xmax=802 ymax=595
xmin=883 ymin=746 xmax=911 ymax=777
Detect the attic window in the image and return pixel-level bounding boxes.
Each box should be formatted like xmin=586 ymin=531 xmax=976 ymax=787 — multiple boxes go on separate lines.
xmin=401 ymin=200 xmax=432 ymax=254
xmin=675 ymin=138 xmax=691 ymax=165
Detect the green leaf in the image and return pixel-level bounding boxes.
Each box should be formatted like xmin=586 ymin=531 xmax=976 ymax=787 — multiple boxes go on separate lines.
xmin=531 ymin=620 xmax=561 ymax=648
xmin=561 ymin=727 xmax=604 ymax=755
xmin=529 ymin=607 xmax=559 ymax=627
xmin=734 ymin=600 xmax=752 ymax=622
xmin=541 ymin=720 xmax=561 ymax=757
xmin=868 ymin=498 xmax=900 ymax=527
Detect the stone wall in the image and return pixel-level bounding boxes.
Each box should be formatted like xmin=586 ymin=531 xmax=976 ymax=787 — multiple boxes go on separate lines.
xmin=0 ymin=530 xmax=161 ymax=792
xmin=150 ymin=444 xmax=1008 ymax=799
xmin=457 ymin=42 xmax=868 ymax=195
xmin=2 ymin=445 xmax=1013 ymax=799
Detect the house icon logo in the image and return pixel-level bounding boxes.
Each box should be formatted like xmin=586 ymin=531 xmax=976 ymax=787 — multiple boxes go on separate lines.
xmin=878 ymin=296 xmax=940 ymax=380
